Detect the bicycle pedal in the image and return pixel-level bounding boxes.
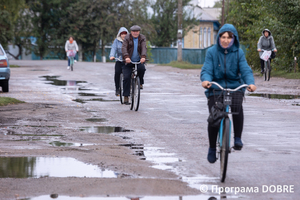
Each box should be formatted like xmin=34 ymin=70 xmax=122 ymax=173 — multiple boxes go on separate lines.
xmin=232 ymin=146 xmax=242 ymax=151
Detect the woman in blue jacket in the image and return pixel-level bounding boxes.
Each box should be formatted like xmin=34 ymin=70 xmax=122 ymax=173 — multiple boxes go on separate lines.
xmin=110 ymin=27 xmax=129 ymax=96
xmin=201 ymin=24 xmax=257 ymax=163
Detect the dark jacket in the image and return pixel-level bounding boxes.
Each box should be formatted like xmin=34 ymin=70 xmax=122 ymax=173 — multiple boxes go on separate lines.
xmin=200 ymin=24 xmax=255 ymax=97
xmin=122 ymin=33 xmax=147 ymax=60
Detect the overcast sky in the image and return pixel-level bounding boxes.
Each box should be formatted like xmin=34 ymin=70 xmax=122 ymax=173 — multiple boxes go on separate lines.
xmin=199 ymin=0 xmax=218 ymax=8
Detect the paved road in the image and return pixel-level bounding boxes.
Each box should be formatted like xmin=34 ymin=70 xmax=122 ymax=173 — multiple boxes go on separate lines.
xmin=3 ymin=60 xmax=300 ymax=199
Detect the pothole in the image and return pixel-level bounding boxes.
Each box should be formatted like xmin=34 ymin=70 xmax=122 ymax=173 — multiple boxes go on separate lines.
xmin=49 ymin=141 xmax=94 ymax=147
xmin=248 ymin=93 xmax=300 ymax=99
xmin=85 ymin=118 xmax=108 ymax=122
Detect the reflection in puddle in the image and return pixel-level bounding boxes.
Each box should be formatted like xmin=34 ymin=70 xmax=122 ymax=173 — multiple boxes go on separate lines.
xmin=40 ymin=76 xmax=86 ymax=86
xmin=78 ymin=93 xmax=104 ymax=97
xmin=79 ymin=126 xmax=133 ymax=133
xmin=73 ymin=98 xmax=119 ymax=104
xmin=49 ymin=141 xmax=93 ymax=147
xmin=0 ymin=157 xmax=117 ymax=178
xmin=85 ymin=118 xmax=108 ymax=122
xmin=248 ymin=93 xmax=300 ymax=99
xmin=23 ymin=195 xmax=220 ymax=200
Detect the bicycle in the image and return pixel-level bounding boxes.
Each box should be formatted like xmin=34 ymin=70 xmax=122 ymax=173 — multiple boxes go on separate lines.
xmin=260 ymin=49 xmax=272 ymax=81
xmin=208 ymin=81 xmax=249 ymax=182
xmin=67 ymin=50 xmax=76 ymax=71
xmin=128 ymin=61 xmax=141 ymax=111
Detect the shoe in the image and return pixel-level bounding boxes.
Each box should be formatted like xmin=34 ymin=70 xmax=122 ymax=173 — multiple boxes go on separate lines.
xmin=124 ymin=96 xmax=130 ymax=105
xmin=207 ymin=147 xmax=217 ymax=163
xmin=67 ymin=66 xmax=70 ymax=70
xmin=140 ymin=85 xmax=143 ymax=90
xmin=115 ymin=89 xmax=120 ymax=96
xmin=260 ymin=69 xmax=264 ymax=74
xmin=234 ymin=137 xmax=243 ymax=150
xmin=74 ymin=60 xmax=77 ymax=63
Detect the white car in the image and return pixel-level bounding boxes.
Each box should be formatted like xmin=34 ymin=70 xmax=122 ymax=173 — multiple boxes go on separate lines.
xmin=0 ymin=44 xmax=10 ymax=92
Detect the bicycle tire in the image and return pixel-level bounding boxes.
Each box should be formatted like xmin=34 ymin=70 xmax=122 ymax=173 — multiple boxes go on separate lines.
xmin=119 ymin=74 xmax=124 ymax=104
xmin=133 ymin=77 xmax=140 ymax=111
xmin=264 ymin=61 xmax=267 ymax=81
xmin=220 ymin=117 xmax=230 ymax=182
xmin=267 ymin=59 xmax=271 ymax=81
xmin=130 ymin=78 xmax=135 ymax=110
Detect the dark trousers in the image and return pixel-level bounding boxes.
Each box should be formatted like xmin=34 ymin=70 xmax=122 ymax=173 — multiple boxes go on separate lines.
xmin=122 ymin=63 xmax=146 ymax=97
xmin=207 ymin=95 xmax=244 ymax=148
xmin=114 ymin=61 xmax=124 ymax=91
xmin=260 ymin=58 xmax=272 ymax=71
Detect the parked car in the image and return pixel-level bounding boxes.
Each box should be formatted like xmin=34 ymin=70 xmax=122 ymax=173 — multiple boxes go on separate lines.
xmin=0 ymin=44 xmax=10 ymax=92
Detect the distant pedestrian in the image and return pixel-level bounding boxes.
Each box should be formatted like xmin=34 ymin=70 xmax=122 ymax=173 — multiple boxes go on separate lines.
xmin=109 ymin=27 xmax=129 ymax=96
xmin=65 ymin=36 xmax=79 ymax=70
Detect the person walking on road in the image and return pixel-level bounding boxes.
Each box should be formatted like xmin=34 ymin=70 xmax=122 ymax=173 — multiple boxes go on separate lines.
xmin=65 ymin=36 xmax=79 ymax=70
xmin=201 ymin=24 xmax=257 ymax=163
xmin=122 ymin=25 xmax=147 ymax=105
xmin=257 ymin=29 xmax=277 ymax=73
xmin=109 ymin=27 xmax=129 ymax=96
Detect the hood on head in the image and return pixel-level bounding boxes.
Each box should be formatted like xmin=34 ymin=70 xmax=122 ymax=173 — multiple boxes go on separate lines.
xmin=117 ymin=27 xmax=129 ymax=41
xmin=217 ymin=24 xmax=240 ymax=50
xmin=262 ymin=29 xmax=271 ymax=37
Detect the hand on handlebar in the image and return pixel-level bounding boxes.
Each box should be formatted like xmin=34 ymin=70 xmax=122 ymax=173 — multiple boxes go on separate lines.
xmin=257 ymin=49 xmax=262 ymax=52
xmin=140 ymin=58 xmax=146 ymax=63
xmin=247 ymin=84 xmax=256 ymax=92
xmin=125 ymin=58 xmax=131 ymax=63
xmin=110 ymin=57 xmax=115 ymax=61
xmin=202 ymin=81 xmax=211 ymax=89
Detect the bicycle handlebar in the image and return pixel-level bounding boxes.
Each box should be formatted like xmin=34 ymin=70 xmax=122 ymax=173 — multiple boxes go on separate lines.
xmin=209 ymin=81 xmax=249 ymax=92
xmin=114 ymin=58 xmax=123 ymax=62
xmin=131 ymin=61 xmax=141 ymax=64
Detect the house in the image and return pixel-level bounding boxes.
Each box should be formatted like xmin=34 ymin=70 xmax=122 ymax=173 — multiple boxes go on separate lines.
xmin=183 ymin=2 xmax=221 ymax=49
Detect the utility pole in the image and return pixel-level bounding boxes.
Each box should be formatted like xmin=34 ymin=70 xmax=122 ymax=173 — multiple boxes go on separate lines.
xmin=177 ymin=0 xmax=183 ymax=62
xmin=221 ymin=0 xmax=225 ymax=26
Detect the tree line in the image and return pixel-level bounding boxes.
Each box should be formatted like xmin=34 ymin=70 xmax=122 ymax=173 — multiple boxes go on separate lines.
xmin=215 ymin=0 xmax=300 ymax=72
xmin=0 ymin=0 xmax=197 ymax=60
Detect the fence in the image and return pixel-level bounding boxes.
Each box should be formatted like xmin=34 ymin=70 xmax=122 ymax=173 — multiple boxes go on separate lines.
xmin=31 ymin=45 xmax=247 ymax=65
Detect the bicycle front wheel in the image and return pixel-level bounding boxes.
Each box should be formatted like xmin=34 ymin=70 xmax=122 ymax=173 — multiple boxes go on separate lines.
xmin=130 ymin=78 xmax=135 ymax=110
xmin=264 ymin=61 xmax=267 ymax=81
xmin=220 ymin=117 xmax=230 ymax=183
xmin=267 ymin=59 xmax=271 ymax=81
xmin=133 ymin=77 xmax=140 ymax=111
xmin=119 ymin=74 xmax=124 ymax=104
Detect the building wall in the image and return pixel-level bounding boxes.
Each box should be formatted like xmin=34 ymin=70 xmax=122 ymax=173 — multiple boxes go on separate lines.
xmin=184 ymin=22 xmax=215 ymax=49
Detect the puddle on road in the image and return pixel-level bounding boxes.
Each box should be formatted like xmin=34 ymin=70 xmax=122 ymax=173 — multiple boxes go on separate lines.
xmin=73 ymin=98 xmax=119 ymax=104
xmin=79 ymin=126 xmax=133 ymax=134
xmin=78 ymin=93 xmax=105 ymax=97
xmin=40 ymin=76 xmax=86 ymax=86
xmin=0 ymin=157 xmax=117 ymax=178
xmin=49 ymin=141 xmax=94 ymax=147
xmin=86 ymin=118 xmax=108 ymax=122
xmin=22 ymin=195 xmax=221 ymax=200
xmin=29 ymin=69 xmax=48 ymax=71
xmin=248 ymin=93 xmax=300 ymax=99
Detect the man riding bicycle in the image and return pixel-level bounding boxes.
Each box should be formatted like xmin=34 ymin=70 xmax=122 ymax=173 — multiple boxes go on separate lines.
xmin=122 ymin=25 xmax=147 ymax=105
xmin=257 ymin=29 xmax=277 ymax=74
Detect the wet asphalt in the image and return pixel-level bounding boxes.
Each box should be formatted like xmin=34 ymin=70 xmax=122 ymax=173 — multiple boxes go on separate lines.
xmin=3 ymin=60 xmax=300 ymax=199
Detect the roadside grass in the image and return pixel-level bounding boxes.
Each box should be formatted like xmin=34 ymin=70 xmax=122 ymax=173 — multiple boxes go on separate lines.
xmin=161 ymin=61 xmax=203 ymax=69
xmin=253 ymin=68 xmax=300 ymax=79
xmin=10 ymin=65 xmax=20 ymax=68
xmin=0 ymin=97 xmax=25 ymax=106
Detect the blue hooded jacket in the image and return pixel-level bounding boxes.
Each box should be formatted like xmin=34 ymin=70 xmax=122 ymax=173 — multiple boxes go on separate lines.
xmin=200 ymin=24 xmax=255 ymax=97
xmin=109 ymin=27 xmax=129 ymax=60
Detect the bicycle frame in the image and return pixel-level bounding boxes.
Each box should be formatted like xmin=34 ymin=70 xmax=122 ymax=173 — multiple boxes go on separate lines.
xmin=210 ymin=82 xmax=248 ymax=150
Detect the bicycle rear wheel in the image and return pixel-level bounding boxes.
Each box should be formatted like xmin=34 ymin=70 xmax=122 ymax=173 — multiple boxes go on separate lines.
xmin=267 ymin=59 xmax=271 ymax=81
xmin=133 ymin=77 xmax=140 ymax=111
xmin=70 ymin=57 xmax=74 ymax=71
xmin=130 ymin=78 xmax=135 ymax=110
xmin=119 ymin=74 xmax=124 ymax=104
xmin=220 ymin=117 xmax=230 ymax=182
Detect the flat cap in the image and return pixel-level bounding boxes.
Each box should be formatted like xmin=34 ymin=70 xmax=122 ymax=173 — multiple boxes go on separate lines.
xmin=130 ymin=25 xmax=141 ymax=31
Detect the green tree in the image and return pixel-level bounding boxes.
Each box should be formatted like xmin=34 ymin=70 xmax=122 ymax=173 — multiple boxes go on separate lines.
xmin=0 ymin=0 xmax=26 ymax=48
xmin=150 ymin=0 xmax=198 ymax=47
